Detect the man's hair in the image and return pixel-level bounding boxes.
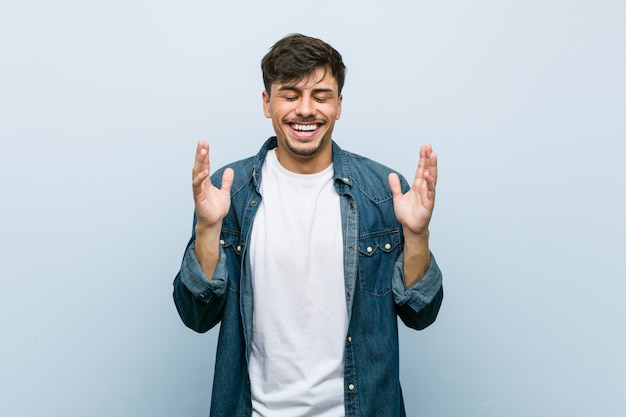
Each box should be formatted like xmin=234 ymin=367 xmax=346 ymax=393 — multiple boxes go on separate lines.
xmin=261 ymin=34 xmax=346 ymax=95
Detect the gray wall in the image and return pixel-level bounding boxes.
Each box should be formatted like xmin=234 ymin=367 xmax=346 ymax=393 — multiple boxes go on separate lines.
xmin=1 ymin=1 xmax=624 ymax=416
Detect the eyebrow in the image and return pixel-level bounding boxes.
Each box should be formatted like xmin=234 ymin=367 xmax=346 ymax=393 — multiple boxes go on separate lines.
xmin=277 ymin=85 xmax=336 ymax=95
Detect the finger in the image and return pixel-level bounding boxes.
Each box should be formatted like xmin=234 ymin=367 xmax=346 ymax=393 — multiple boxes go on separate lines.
xmin=388 ymin=172 xmax=403 ymax=198
xmin=421 ymin=145 xmax=433 ymax=170
xmin=423 ymin=150 xmax=437 ymax=202
xmin=221 ymin=168 xmax=234 ymax=193
xmin=412 ymin=145 xmax=427 ymax=185
xmin=418 ymin=145 xmax=438 ymax=184
xmin=192 ymin=169 xmax=210 ymax=198
xmin=192 ymin=140 xmax=210 ymax=179
xmin=427 ymin=150 xmax=438 ymax=188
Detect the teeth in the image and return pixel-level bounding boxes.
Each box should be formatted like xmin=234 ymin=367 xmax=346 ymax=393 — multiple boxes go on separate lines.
xmin=292 ymin=124 xmax=318 ymax=131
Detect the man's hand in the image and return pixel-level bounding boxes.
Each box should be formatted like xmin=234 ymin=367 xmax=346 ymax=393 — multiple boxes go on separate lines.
xmin=388 ymin=145 xmax=437 ymax=286
xmin=192 ymin=140 xmax=234 ymax=231
xmin=388 ymin=144 xmax=437 ymax=235
xmin=192 ymin=140 xmax=234 ymax=279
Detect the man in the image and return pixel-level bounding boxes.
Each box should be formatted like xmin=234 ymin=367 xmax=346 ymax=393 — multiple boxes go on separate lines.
xmin=173 ymin=34 xmax=443 ymax=417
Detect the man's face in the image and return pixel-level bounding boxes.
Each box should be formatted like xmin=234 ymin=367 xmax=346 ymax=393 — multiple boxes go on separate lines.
xmin=262 ymin=66 xmax=342 ymax=173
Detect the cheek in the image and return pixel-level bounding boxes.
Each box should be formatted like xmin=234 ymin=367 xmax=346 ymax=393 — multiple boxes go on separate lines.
xmin=271 ymin=117 xmax=286 ymax=133
xmin=335 ymin=104 xmax=342 ymax=120
xmin=268 ymin=103 xmax=291 ymax=120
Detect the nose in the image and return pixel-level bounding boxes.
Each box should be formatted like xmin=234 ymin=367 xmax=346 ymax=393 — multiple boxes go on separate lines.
xmin=295 ymin=96 xmax=315 ymax=118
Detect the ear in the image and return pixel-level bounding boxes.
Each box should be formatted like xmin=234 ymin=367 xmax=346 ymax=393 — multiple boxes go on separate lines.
xmin=262 ymin=90 xmax=271 ymax=119
xmin=336 ymin=93 xmax=343 ymax=120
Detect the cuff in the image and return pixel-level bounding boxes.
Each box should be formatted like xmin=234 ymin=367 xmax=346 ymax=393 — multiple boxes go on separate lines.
xmin=393 ymin=251 xmax=443 ymax=307
xmin=179 ymin=240 xmax=229 ymax=298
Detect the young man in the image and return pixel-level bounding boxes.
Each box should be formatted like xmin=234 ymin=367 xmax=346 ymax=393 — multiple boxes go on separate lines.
xmin=173 ymin=34 xmax=443 ymax=417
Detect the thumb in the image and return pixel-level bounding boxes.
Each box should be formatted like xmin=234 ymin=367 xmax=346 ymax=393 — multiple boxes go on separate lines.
xmin=388 ymin=172 xmax=403 ymax=199
xmin=220 ymin=168 xmax=234 ymax=193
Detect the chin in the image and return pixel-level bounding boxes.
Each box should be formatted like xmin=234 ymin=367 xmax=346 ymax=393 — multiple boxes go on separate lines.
xmin=285 ymin=136 xmax=329 ymax=157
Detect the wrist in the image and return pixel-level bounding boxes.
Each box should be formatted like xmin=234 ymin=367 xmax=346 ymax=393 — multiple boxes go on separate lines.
xmin=195 ymin=221 xmax=222 ymax=241
xmin=403 ymin=228 xmax=430 ymax=245
xmin=402 ymin=230 xmax=431 ymax=287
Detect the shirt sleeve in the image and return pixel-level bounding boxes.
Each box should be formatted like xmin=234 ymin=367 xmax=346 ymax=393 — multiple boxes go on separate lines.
xmin=172 ymin=238 xmax=230 ymax=333
xmin=392 ymin=251 xmax=444 ymax=330
xmin=179 ymin=239 xmax=229 ymax=299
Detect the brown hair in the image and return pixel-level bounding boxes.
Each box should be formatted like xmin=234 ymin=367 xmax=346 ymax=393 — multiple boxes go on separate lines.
xmin=261 ymin=34 xmax=346 ymax=95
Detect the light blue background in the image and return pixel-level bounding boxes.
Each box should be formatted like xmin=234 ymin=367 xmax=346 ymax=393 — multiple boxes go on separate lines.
xmin=1 ymin=1 xmax=624 ymax=416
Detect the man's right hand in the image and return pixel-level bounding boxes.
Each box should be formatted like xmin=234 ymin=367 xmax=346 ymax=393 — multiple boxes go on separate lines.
xmin=191 ymin=140 xmax=234 ymax=278
xmin=192 ymin=140 xmax=234 ymax=230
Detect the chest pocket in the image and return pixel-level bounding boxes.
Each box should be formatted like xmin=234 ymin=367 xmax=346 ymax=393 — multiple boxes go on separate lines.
xmin=220 ymin=227 xmax=243 ymax=291
xmin=220 ymin=228 xmax=244 ymax=255
xmin=357 ymin=229 xmax=401 ymax=296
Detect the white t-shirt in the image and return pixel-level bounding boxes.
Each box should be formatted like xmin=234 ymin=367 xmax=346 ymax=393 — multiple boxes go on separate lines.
xmin=248 ymin=149 xmax=348 ymax=417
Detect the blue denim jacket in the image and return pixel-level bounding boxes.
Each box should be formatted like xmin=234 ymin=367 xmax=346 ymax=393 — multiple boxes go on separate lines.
xmin=173 ymin=137 xmax=443 ymax=417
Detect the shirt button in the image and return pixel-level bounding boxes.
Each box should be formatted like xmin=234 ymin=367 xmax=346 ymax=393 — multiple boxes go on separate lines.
xmin=219 ymin=240 xmax=225 ymax=245
xmin=348 ymin=384 xmax=355 ymax=391
xmin=347 ymin=336 xmax=352 ymax=343
xmin=236 ymin=245 xmax=241 ymax=251
xmin=385 ymin=243 xmax=391 ymax=250
xmin=347 ymin=245 xmax=355 ymax=251
xmin=366 ymin=246 xmax=373 ymax=253
xmin=251 ymin=200 xmax=257 ymax=206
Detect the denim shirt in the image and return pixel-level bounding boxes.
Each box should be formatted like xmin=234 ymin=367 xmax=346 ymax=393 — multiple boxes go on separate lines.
xmin=173 ymin=137 xmax=443 ymax=417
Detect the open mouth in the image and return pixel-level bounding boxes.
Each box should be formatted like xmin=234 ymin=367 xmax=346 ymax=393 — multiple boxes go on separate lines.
xmin=288 ymin=122 xmax=322 ymax=139
xmin=291 ymin=123 xmax=319 ymax=132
